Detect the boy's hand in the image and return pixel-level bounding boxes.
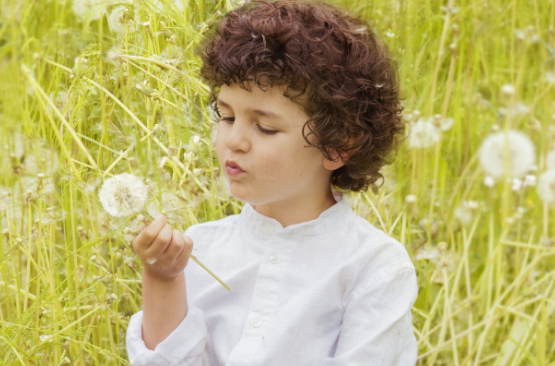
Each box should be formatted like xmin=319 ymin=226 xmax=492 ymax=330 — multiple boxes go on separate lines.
xmin=132 ymin=215 xmax=194 ymax=281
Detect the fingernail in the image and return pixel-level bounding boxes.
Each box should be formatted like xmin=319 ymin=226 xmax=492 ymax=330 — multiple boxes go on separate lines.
xmin=146 ymin=257 xmax=158 ymax=265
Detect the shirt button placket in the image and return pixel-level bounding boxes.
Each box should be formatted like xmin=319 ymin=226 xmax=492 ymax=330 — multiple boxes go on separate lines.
xmin=251 ymin=318 xmax=262 ymax=328
xmin=269 ymin=253 xmax=281 ymax=264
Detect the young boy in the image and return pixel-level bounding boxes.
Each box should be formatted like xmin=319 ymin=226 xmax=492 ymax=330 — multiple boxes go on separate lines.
xmin=126 ymin=0 xmax=418 ymax=365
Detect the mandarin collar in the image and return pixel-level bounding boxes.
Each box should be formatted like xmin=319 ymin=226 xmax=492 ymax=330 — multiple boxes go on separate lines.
xmin=239 ymin=190 xmax=353 ymax=237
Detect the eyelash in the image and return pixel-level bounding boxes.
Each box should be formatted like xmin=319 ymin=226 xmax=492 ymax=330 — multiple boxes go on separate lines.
xmin=219 ymin=117 xmax=278 ymax=135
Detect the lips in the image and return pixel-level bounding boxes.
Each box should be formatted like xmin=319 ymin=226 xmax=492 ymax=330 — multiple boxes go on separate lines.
xmin=225 ymin=160 xmax=245 ymax=172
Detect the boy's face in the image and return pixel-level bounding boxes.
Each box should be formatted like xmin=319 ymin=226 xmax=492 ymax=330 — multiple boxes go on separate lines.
xmin=215 ymin=81 xmax=346 ymax=206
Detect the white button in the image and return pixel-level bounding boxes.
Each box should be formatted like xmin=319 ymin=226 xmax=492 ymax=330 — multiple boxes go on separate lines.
xmin=262 ymin=223 xmax=274 ymax=234
xmin=269 ymin=253 xmax=281 ymax=264
xmin=251 ymin=318 xmax=262 ymax=327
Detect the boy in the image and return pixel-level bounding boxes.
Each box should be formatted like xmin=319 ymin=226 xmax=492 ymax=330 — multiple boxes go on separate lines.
xmin=127 ymin=0 xmax=418 ymax=365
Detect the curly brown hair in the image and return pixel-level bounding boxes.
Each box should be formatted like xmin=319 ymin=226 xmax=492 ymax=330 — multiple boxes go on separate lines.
xmin=196 ymin=0 xmax=406 ymax=192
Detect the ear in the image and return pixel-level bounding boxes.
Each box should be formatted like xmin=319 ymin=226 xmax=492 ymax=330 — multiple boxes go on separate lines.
xmin=322 ymin=148 xmax=350 ymax=171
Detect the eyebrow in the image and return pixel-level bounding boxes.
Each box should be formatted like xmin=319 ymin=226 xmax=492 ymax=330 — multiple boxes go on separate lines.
xmin=216 ymin=98 xmax=282 ymax=119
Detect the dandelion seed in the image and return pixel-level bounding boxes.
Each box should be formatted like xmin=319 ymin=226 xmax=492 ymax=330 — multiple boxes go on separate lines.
xmin=478 ymin=130 xmax=535 ymax=179
xmin=98 ymin=173 xmax=148 ymax=217
xmin=407 ymin=118 xmax=440 ymax=149
xmin=537 ymin=170 xmax=555 ymax=203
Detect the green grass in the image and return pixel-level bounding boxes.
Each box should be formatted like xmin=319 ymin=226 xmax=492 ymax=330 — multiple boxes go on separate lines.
xmin=0 ymin=0 xmax=554 ymax=364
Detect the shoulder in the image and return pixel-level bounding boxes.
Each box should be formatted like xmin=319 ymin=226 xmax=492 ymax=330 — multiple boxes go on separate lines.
xmin=343 ymin=214 xmax=414 ymax=270
xmin=338 ymin=214 xmax=417 ymax=301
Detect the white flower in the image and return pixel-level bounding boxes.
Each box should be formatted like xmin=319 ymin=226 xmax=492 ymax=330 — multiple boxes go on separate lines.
xmin=537 ymin=170 xmax=555 ymax=203
xmin=99 ymin=173 xmax=148 ymax=217
xmin=72 ymin=0 xmax=106 ymax=21
xmin=108 ymin=6 xmax=132 ymax=36
xmin=407 ymin=118 xmax=440 ymax=149
xmin=478 ymin=130 xmax=536 ymax=179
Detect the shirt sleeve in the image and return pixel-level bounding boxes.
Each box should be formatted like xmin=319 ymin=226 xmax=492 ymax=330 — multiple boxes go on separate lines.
xmin=319 ymin=264 xmax=419 ymax=366
xmin=125 ymin=306 xmax=210 ymax=366
xmin=125 ymin=224 xmax=210 ymax=366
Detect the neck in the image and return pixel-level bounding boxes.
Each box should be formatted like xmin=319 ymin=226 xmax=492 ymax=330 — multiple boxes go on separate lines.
xmin=251 ymin=189 xmax=338 ymax=228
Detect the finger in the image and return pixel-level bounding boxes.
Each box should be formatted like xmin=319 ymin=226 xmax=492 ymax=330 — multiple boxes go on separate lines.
xmin=144 ymin=223 xmax=173 ymax=262
xmin=134 ymin=215 xmax=166 ymax=250
xmin=162 ymin=230 xmax=186 ymax=263
xmin=176 ymin=233 xmax=194 ymax=267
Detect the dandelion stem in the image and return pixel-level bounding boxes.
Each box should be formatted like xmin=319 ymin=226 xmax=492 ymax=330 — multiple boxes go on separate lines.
xmin=190 ymin=254 xmax=231 ymax=291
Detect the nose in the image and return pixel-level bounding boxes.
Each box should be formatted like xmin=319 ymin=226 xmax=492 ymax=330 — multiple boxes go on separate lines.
xmin=223 ymin=118 xmax=251 ymax=153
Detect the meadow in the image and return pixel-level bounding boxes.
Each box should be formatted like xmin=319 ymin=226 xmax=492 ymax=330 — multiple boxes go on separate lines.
xmin=0 ymin=0 xmax=554 ymax=364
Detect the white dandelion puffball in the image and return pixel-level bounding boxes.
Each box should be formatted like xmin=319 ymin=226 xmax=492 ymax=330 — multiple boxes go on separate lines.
xmin=108 ymin=6 xmax=132 ymax=36
xmin=537 ymin=170 xmax=555 ymax=203
xmin=407 ymin=118 xmax=440 ymax=149
xmin=478 ymin=130 xmax=535 ymax=179
xmin=72 ymin=0 xmax=106 ymax=21
xmin=99 ymin=173 xmax=148 ymax=217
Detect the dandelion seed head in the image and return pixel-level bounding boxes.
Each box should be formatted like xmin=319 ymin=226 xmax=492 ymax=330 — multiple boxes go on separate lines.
xmin=72 ymin=0 xmax=105 ymax=21
xmin=108 ymin=5 xmax=132 ymax=36
xmin=99 ymin=173 xmax=148 ymax=217
xmin=407 ymin=118 xmax=440 ymax=149
xmin=478 ymin=130 xmax=536 ymax=179
xmin=415 ymin=245 xmax=441 ymax=261
xmin=537 ymin=170 xmax=555 ymax=203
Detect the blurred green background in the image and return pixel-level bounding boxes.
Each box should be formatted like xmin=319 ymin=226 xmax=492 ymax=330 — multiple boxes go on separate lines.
xmin=0 ymin=0 xmax=554 ymax=364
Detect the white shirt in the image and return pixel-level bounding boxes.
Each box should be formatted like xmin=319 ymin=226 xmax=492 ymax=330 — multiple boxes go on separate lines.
xmin=126 ymin=190 xmax=419 ymax=366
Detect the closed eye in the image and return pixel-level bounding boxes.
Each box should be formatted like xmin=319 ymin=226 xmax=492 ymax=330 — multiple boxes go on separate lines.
xmin=219 ymin=117 xmax=278 ymax=135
